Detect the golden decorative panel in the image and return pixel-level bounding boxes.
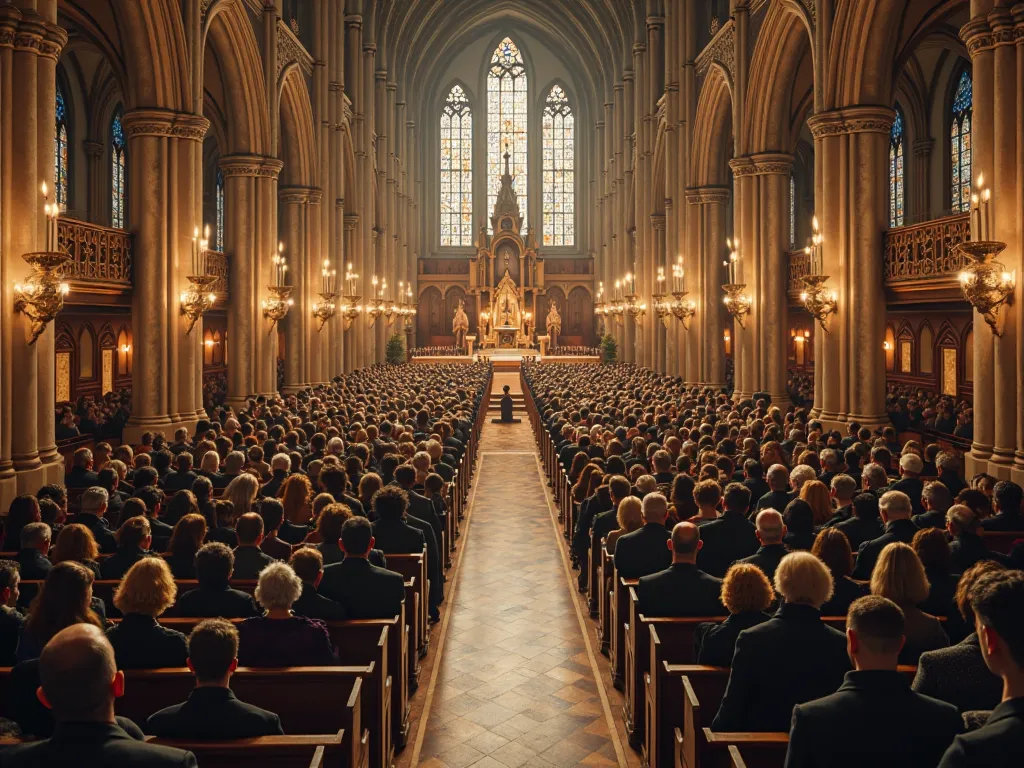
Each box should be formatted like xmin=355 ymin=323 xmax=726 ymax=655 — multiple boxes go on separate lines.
xmin=884 ymin=213 xmax=970 ymax=283
xmin=942 ymin=348 xmax=958 ymax=396
xmin=102 ymin=349 xmax=113 ymax=395
xmin=787 ymin=249 xmax=811 ymax=294
xmin=900 ymin=341 xmax=912 ymax=373
xmin=58 ymin=218 xmax=133 ymax=285
xmin=205 ymin=250 xmax=229 ymax=299
xmin=56 ymin=352 xmax=71 ymax=403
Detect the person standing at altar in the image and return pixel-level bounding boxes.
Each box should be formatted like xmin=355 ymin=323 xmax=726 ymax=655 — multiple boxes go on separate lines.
xmin=452 ymin=299 xmax=469 ymax=352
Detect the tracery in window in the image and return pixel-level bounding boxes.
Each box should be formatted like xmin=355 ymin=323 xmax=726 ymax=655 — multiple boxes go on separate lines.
xmin=542 ymin=85 xmax=574 ymax=246
xmin=111 ymin=108 xmax=126 ymax=229
xmin=487 ymin=37 xmax=527 ymax=232
xmin=889 ymin=107 xmax=905 ymax=228
xmin=789 ymin=173 xmax=795 ymax=248
xmin=215 ymin=169 xmax=225 ymax=251
xmin=440 ymin=84 xmax=473 ymax=247
xmin=55 ymin=84 xmax=69 ymax=208
xmin=951 ymin=70 xmax=972 ymax=214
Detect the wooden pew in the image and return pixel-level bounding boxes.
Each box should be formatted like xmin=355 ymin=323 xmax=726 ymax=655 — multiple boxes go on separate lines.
xmin=597 ymin=545 xmax=613 ymax=653
xmin=981 ymin=530 xmax=1024 ymax=554
xmin=587 ymin=527 xmax=602 ymax=617
xmin=384 ymin=552 xmax=428 ymax=661
xmin=147 ymin=732 xmax=355 ymax=768
xmin=674 ymin=724 xmax=789 ymax=768
xmin=609 ymin=575 xmax=638 ymax=689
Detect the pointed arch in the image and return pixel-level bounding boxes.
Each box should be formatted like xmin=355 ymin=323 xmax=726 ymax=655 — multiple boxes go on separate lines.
xmin=949 ymin=67 xmax=972 ymax=214
xmin=918 ymin=321 xmax=934 ymax=375
xmin=440 ymin=82 xmax=474 ymax=247
xmin=55 ymin=78 xmax=70 ymax=208
xmin=110 ymin=106 xmax=126 ymax=228
xmin=279 ymin=66 xmax=317 ymax=188
xmin=541 ymin=82 xmax=575 ymax=247
xmin=889 ymin=104 xmax=905 ymax=227
xmin=692 ymin=65 xmax=733 ymax=186
xmin=487 ymin=36 xmax=528 ymax=231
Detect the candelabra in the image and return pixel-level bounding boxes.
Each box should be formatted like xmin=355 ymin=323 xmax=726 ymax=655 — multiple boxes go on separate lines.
xmin=339 ymin=263 xmax=362 ymax=331
xmin=262 ymin=245 xmax=293 ymax=331
xmin=625 ymin=294 xmax=647 ymax=325
xmin=607 ymin=279 xmax=626 ymax=326
xmin=653 ymin=267 xmax=670 ymax=327
xmin=671 ymin=292 xmax=697 ymax=329
xmin=798 ymin=216 xmax=837 ymax=333
xmin=957 ymin=241 xmax=1015 ymax=336
xmin=366 ymin=276 xmax=385 ymax=327
xmin=15 ymin=183 xmax=71 ymax=345
xmin=180 ymin=275 xmax=218 ymax=335
xmin=311 ymin=258 xmax=339 ymax=332
xmin=721 ymin=238 xmax=751 ymax=328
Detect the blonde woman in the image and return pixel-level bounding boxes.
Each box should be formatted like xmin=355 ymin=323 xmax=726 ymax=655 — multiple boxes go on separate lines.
xmin=606 ymin=496 xmax=643 ymax=554
xmin=223 ymin=473 xmax=259 ymax=519
xmin=800 ymin=480 xmax=833 ymax=527
xmin=106 ymin=558 xmax=186 ymax=669
xmin=870 ymin=542 xmax=949 ymax=664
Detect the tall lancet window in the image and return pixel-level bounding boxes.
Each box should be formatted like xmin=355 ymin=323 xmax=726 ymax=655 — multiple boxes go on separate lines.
xmin=890 ymin=107 xmax=905 ymax=228
xmin=542 ymin=85 xmax=574 ymax=246
xmin=111 ymin=107 xmax=126 ymax=229
xmin=950 ymin=70 xmax=972 ymax=214
xmin=789 ymin=173 xmax=796 ymax=248
xmin=487 ymin=37 xmax=527 ymax=231
xmin=215 ymin=169 xmax=225 ymax=251
xmin=55 ymin=84 xmax=69 ymax=208
xmin=440 ymin=84 xmax=473 ymax=246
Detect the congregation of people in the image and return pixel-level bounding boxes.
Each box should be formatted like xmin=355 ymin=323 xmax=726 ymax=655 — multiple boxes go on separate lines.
xmin=0 ymin=362 xmax=487 ymax=765
xmin=526 ymin=361 xmax=1024 ymax=767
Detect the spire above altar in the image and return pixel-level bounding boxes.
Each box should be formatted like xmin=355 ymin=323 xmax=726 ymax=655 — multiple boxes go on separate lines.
xmin=491 ymin=141 xmax=523 ymax=235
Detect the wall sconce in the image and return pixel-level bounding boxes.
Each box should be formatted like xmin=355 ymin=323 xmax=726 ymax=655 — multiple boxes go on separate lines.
xmin=722 ymin=284 xmax=751 ymax=329
xmin=312 ymin=258 xmax=338 ymax=332
xmin=366 ymin=275 xmax=385 ymax=327
xmin=957 ymin=241 xmax=1015 ymax=336
xmin=180 ymin=274 xmax=218 ymax=336
xmin=340 ymin=263 xmax=362 ymax=331
xmin=883 ymin=341 xmax=892 ymax=351
xmin=626 ymin=294 xmax=647 ymax=325
xmin=653 ymin=267 xmax=669 ymax=326
xmin=262 ymin=244 xmax=292 ymax=332
xmin=800 ymin=275 xmax=838 ymax=333
xmin=203 ymin=338 xmax=215 ymax=348
xmin=120 ymin=343 xmax=132 ymax=354
xmin=15 ymin=183 xmax=71 ymax=345
xmin=671 ymin=292 xmax=697 ymax=330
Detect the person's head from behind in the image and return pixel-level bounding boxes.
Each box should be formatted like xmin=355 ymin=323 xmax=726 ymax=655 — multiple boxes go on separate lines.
xmin=878 ymin=490 xmax=912 ymax=523
xmin=968 ymin=570 xmax=1024 ymax=680
xmin=608 ymin=475 xmax=631 ymax=504
xmin=616 ymin=496 xmax=643 ymax=535
xmin=169 ymin=513 xmax=207 ymax=558
xmin=373 ymin=485 xmax=409 ymax=522
xmin=254 ymin=562 xmax=302 ymax=612
xmin=116 ymin=516 xmax=152 ymax=552
xmin=51 ymin=523 xmax=99 ymax=566
xmin=955 ymin=560 xmax=1006 ymax=625
xmin=195 ymin=542 xmax=234 ymax=588
xmin=340 ymin=516 xmax=374 ymax=558
xmin=870 ymin=542 xmax=929 ymax=607
xmin=27 ymin=561 xmax=102 ymax=646
xmin=187 ymin=619 xmax=240 ymax=687
xmin=994 ymin=480 xmax=1023 ymax=516
xmin=845 ymin=595 xmax=905 ymax=670
xmin=317 ymin=503 xmax=353 ymax=544
xmin=235 ymin=512 xmax=264 ymax=547
xmin=20 ymin=522 xmax=51 ymax=555
xmin=721 ymin=563 xmax=773 ymax=616
xmin=290 ymin=547 xmax=324 ymax=588
xmin=946 ymin=504 xmax=980 ymax=538
xmin=811 ymin=527 xmax=854 ymax=580
xmin=754 ymin=509 xmax=785 ymax=546
xmin=36 ymin=624 xmax=122 ymax=722
xmin=766 ymin=464 xmax=789 ymax=492
xmin=774 ymin=551 xmax=834 ymax=609
xmin=642 ymin=492 xmax=669 ymax=525
xmin=668 ymin=522 xmax=701 ymax=563
xmin=0 ymin=560 xmax=19 ymax=609
xmin=114 ymin=557 xmax=177 ymax=618
xmin=722 ymin=483 xmax=751 ymax=515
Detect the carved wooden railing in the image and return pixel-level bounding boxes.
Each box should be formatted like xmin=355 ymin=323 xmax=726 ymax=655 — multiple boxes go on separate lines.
xmin=57 ymin=218 xmax=133 ymax=287
xmin=787 ymin=249 xmax=811 ymax=294
xmin=884 ymin=212 xmax=970 ymax=283
xmin=205 ymin=250 xmax=229 ymax=299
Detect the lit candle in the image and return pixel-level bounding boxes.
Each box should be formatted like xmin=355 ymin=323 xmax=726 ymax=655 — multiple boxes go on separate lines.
xmin=203 ymin=225 xmax=210 ymax=274
xmin=982 ymin=187 xmax=992 ymax=241
xmin=192 ymin=227 xmax=199 ymax=276
xmin=625 ymin=273 xmax=633 ymax=296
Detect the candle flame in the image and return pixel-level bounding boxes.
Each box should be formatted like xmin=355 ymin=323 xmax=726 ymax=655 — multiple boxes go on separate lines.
xmin=41 ymin=181 xmax=48 ymax=198
xmin=812 ymin=216 xmax=819 ymax=231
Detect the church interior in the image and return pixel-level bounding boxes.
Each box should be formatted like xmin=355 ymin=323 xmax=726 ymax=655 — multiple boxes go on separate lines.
xmin=0 ymin=0 xmax=1022 ymax=766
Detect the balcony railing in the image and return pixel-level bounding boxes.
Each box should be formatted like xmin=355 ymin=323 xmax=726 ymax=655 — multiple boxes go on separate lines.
xmin=884 ymin=212 xmax=970 ymax=283
xmin=788 ymin=249 xmax=811 ymax=294
xmin=58 ymin=217 xmax=133 ymax=287
xmin=205 ymin=250 xmax=229 ymax=299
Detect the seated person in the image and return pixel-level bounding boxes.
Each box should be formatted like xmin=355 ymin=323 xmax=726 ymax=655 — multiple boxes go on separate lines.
xmin=319 ymin=517 xmax=405 ymax=619
xmin=67 ymin=487 xmax=117 ymax=554
xmin=638 ymin=521 xmax=724 ymax=617
xmin=257 ymin=498 xmax=294 ymax=561
xmin=146 ymin=618 xmax=284 ymax=740
xmin=169 ymin=543 xmax=260 ymax=619
xmin=237 ymin=562 xmax=337 ymax=667
xmin=165 ymin=514 xmax=207 ymax=580
xmin=694 ymin=563 xmax=772 ymax=667
xmin=938 ymin=570 xmax=1024 ymax=766
xmin=17 ymin=561 xmax=106 ymax=663
xmin=913 ymin=481 xmax=953 ymax=530
xmin=613 ymin=492 xmax=673 ymax=579
xmin=735 ymin=509 xmax=788 ymax=583
xmin=712 ymin=552 xmax=851 ymax=732
xmin=835 ymin=492 xmax=885 ymax=552
xmin=106 ymin=558 xmax=187 ymax=669
xmin=290 ymin=548 xmax=347 ymax=621
xmin=983 ymin=480 xmax=1024 ymax=531
xmin=814 ymin=527 xmax=868 ymax=617
xmin=99 ymin=517 xmax=155 ymax=580
xmin=947 ymin=504 xmax=1005 ymax=572
xmin=2 ymin=624 xmax=196 ymax=766
xmin=785 ymin=595 xmax=962 ymax=767
xmin=231 ymin=512 xmax=276 ymax=580
xmin=0 ymin=559 xmax=25 ymax=666
xmin=605 ymin=496 xmax=643 ymax=555
xmin=499 ymin=384 xmax=516 ymax=422
xmin=695 ymin=483 xmax=759 ymax=577
xmin=870 ymin=542 xmax=949 ymax=664
xmin=852 ymin=490 xmax=919 ymax=580
xmin=16 ymin=521 xmax=52 ymax=580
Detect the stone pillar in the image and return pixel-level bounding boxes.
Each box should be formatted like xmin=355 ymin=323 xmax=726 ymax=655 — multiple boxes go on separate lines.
xmin=219 ymin=155 xmax=283 ymax=407
xmin=82 ymin=140 xmax=104 ymax=222
xmin=684 ymin=187 xmax=729 ymax=389
xmin=910 ymin=138 xmax=933 ymax=221
xmin=0 ymin=4 xmax=67 ymax=505
xmin=807 ymin=107 xmax=893 ymax=430
xmin=651 ymin=213 xmax=667 ymax=372
xmin=729 ymin=154 xmax=793 ymax=404
xmin=279 ymin=186 xmax=319 ymax=394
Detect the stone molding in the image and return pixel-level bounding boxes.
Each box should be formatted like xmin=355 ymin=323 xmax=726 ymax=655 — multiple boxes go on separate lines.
xmin=807 ymin=106 xmax=895 ymax=138
xmin=0 ymin=8 xmax=68 ymax=60
xmin=278 ymin=19 xmax=314 ymax=79
xmin=695 ymin=19 xmax=735 ymax=79
xmin=685 ymin=187 xmax=731 ymax=205
xmin=279 ymin=186 xmax=322 ymax=205
xmin=218 ymin=154 xmax=284 ymax=178
xmin=120 ymin=109 xmax=210 ymax=143
xmin=729 ymin=153 xmax=794 ymax=177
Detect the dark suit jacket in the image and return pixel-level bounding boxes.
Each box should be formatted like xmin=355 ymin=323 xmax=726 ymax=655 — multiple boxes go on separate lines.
xmin=819 ymin=576 xmax=868 ymax=617
xmin=371 ymin=518 xmax=425 ymax=555
xmin=834 ymin=514 xmax=885 ymax=551
xmin=162 ymin=471 xmax=198 ymax=494
xmin=694 ymin=611 xmax=770 ymax=668
xmin=99 ymin=547 xmax=155 ymax=580
xmin=318 ymin=557 xmax=405 ymax=619
xmin=278 ymin=521 xmax=311 ymax=545
xmin=231 ymin=546 xmax=276 ymax=580
xmin=614 ymin=523 xmax=673 ymax=579
xmin=165 ymin=553 xmax=197 ymax=580
xmin=695 ymin=511 xmax=760 ymax=578
xmin=237 ymin=615 xmax=337 ymax=667
xmin=713 ymin=603 xmax=851 ymax=732
xmin=259 ymin=470 xmax=289 ymax=499
xmin=68 ymin=512 xmax=117 ymax=554
xmin=638 ymin=563 xmax=724 ymax=617
xmin=146 ymin=687 xmax=284 ymax=740
xmin=293 ymin=582 xmax=348 ymax=621
xmin=0 ymin=606 xmax=25 ymax=666
xmin=852 ymin=518 xmax=920 ymax=579
xmin=890 ymin=477 xmax=925 ymax=515
xmin=316 ymin=540 xmax=387 ymax=568
xmin=983 ymin=511 xmax=1024 ymax=531
xmin=755 ymin=489 xmax=795 ymax=513
xmin=784 ymin=670 xmax=963 ymax=768
xmin=15 ymin=549 xmax=51 ymax=580
xmin=912 ymin=509 xmax=947 ymax=529
xmin=950 ymin=533 xmax=1007 ymax=573
xmin=65 ymin=467 xmax=100 ymax=489
xmin=0 ymin=721 xmax=196 ymax=767
xmin=912 ymin=634 xmax=1003 ymax=713
xmin=736 ymin=543 xmax=788 ymax=583
xmin=169 ymin=585 xmax=260 ymax=619
xmin=105 ymin=613 xmax=188 ymax=670
xmin=938 ymin=697 xmax=1024 ymax=767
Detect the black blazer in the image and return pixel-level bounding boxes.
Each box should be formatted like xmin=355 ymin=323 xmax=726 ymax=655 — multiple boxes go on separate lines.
xmin=637 ymin=563 xmax=724 ymax=617
xmin=736 ymin=544 xmax=789 ymax=583
xmin=0 ymin=721 xmax=196 ymax=767
xmin=938 ymin=697 xmax=1024 ymax=767
xmin=0 ymin=606 xmax=25 ymax=666
xmin=371 ymin=518 xmax=425 ymax=554
xmin=14 ymin=549 xmax=51 ymax=580
xmin=912 ymin=634 xmax=1003 ymax=713
xmin=852 ymin=518 xmax=920 ymax=580
xmin=785 ymin=670 xmax=963 ymax=768
xmin=146 ymin=687 xmax=283 ymax=740
xmin=695 ymin=511 xmax=760 ymax=578
xmin=401 ymin=511 xmax=444 ymax=610
xmin=318 ymin=557 xmax=405 ymax=619
xmin=713 ymin=603 xmax=851 ymax=732
xmin=694 ymin=611 xmax=769 ymax=668
xmin=165 ymin=553 xmax=197 ymax=580
xmin=819 ymin=576 xmax=868 ymax=617
xmin=834 ymin=515 xmax=885 ymax=551
xmin=406 ymin=489 xmax=444 ymax=547
xmin=292 ymin=582 xmax=348 ymax=621
xmin=316 ymin=540 xmax=387 ymax=568
xmin=982 ymin=511 xmax=1024 ymax=531
xmin=949 ymin=533 xmax=1007 ymax=572
xmin=99 ymin=547 xmax=155 ymax=580
xmin=105 ymin=613 xmax=188 ymax=670
xmin=67 ymin=512 xmax=117 ymax=554
xmin=169 ymin=585 xmax=260 ymax=619
xmin=278 ymin=520 xmax=311 ymax=545
xmin=65 ymin=466 xmax=101 ymax=489
xmin=614 ymin=523 xmax=673 ymax=579
xmin=231 ymin=546 xmax=276 ymax=580
xmin=162 ymin=471 xmax=198 ymax=494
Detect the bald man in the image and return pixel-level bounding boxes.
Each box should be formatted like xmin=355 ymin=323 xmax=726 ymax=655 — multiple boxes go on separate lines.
xmin=637 ymin=522 xmax=725 ymax=617
xmin=613 ymin=493 xmax=673 ymax=579
xmin=3 ymin=624 xmax=196 ymax=766
xmin=736 ymin=509 xmax=789 ymax=583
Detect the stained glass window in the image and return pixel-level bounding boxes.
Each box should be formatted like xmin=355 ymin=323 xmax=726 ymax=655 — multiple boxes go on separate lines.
xmin=111 ymin=108 xmax=126 ymax=229
xmin=215 ymin=169 xmax=225 ymax=251
xmin=889 ymin=106 xmax=905 ymax=228
xmin=55 ymin=84 xmax=69 ymax=208
xmin=541 ymin=85 xmax=574 ymax=247
xmin=440 ymin=84 xmax=473 ymax=246
xmin=951 ymin=70 xmax=972 ymax=214
xmin=789 ymin=173 xmax=795 ymax=248
xmin=487 ymin=37 xmax=527 ymax=232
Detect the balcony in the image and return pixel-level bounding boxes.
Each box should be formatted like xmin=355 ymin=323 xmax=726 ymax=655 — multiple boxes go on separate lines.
xmin=205 ymin=250 xmax=229 ymax=301
xmin=58 ymin=217 xmax=133 ymax=294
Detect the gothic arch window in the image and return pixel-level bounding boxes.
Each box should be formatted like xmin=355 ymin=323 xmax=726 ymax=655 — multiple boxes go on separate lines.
xmin=111 ymin=107 xmax=126 ymax=229
xmin=440 ymin=84 xmax=473 ymax=247
xmin=55 ymin=83 xmax=69 ymax=208
xmin=542 ymin=84 xmax=574 ymax=246
xmin=789 ymin=173 xmax=796 ymax=248
xmin=950 ymin=70 xmax=972 ymax=214
xmin=78 ymin=326 xmax=95 ymax=380
xmin=215 ymin=169 xmax=225 ymax=251
xmin=487 ymin=36 xmax=528 ymax=232
xmin=889 ymin=106 xmax=905 ymax=228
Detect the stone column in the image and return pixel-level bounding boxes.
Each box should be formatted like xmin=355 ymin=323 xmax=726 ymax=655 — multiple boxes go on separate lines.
xmin=0 ymin=4 xmax=67 ymax=505
xmin=684 ymin=187 xmax=730 ymax=389
xmin=910 ymin=138 xmax=933 ymax=221
xmin=219 ymin=155 xmax=283 ymax=407
xmin=807 ymin=106 xmax=893 ymax=430
xmin=279 ymin=186 xmax=319 ymax=394
xmin=651 ymin=213 xmax=667 ymax=371
xmin=343 ymin=213 xmax=359 ymax=373
xmin=82 ymin=140 xmax=104 ymax=222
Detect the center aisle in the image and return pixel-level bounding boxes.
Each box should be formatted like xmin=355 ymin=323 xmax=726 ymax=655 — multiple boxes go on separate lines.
xmin=409 ymin=372 xmax=630 ymax=768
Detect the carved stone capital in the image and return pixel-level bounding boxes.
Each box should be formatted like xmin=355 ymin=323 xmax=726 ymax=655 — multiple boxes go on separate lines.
xmin=344 ymin=214 xmax=360 ymax=231
xmin=729 ymin=153 xmax=794 ymax=177
xmin=685 ymin=186 xmax=731 ymax=206
xmin=218 ymin=154 xmax=284 ymax=179
xmin=807 ymin=106 xmax=895 ymax=138
xmin=650 ymin=213 xmax=666 ymax=231
xmin=279 ymin=186 xmax=320 ymax=205
xmin=0 ymin=9 xmax=67 ymax=60
xmin=120 ymin=109 xmax=210 ymax=143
